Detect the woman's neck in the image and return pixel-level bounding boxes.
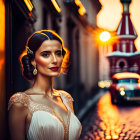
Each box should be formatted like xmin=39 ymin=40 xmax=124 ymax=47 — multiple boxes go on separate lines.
xmin=31 ymin=73 xmax=54 ymax=97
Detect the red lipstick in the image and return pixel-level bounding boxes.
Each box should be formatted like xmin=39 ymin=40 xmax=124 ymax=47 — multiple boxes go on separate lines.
xmin=50 ymin=67 xmax=59 ymax=71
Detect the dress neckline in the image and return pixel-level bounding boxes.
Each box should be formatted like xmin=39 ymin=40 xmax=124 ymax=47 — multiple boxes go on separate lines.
xmin=23 ymin=92 xmax=70 ymax=140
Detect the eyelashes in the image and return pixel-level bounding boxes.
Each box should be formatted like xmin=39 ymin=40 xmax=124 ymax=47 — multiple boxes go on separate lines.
xmin=41 ymin=52 xmax=50 ymax=57
xmin=41 ymin=50 xmax=62 ymax=57
xmin=55 ymin=50 xmax=62 ymax=56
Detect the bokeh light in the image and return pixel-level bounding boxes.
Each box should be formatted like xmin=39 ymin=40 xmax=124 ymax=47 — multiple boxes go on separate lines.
xmin=93 ymin=28 xmax=119 ymax=46
xmin=100 ymin=31 xmax=111 ymax=42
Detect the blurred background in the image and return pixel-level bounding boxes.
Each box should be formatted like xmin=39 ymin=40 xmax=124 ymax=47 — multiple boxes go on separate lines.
xmin=1 ymin=0 xmax=140 ymax=139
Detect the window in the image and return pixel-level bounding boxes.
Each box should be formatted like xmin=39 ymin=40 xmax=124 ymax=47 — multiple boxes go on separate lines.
xmin=118 ymin=78 xmax=138 ymax=84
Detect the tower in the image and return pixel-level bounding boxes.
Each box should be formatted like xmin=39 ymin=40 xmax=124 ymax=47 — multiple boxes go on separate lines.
xmin=113 ymin=0 xmax=137 ymax=53
xmin=108 ymin=0 xmax=140 ymax=77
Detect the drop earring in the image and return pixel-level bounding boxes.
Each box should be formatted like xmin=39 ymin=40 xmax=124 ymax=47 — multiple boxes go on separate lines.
xmin=33 ymin=65 xmax=37 ymax=75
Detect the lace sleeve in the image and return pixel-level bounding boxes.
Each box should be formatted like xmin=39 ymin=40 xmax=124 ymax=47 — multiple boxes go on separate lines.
xmin=8 ymin=92 xmax=29 ymax=111
xmin=60 ymin=90 xmax=74 ymax=112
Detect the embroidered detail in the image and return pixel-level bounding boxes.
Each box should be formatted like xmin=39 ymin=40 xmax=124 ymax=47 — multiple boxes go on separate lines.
xmin=27 ymin=94 xmax=70 ymax=140
xmin=28 ymin=101 xmax=53 ymax=114
xmin=59 ymin=91 xmax=74 ymax=112
xmin=8 ymin=92 xmax=29 ymax=110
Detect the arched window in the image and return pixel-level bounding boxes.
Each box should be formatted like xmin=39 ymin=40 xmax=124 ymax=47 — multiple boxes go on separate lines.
xmin=116 ymin=58 xmax=128 ymax=69
xmin=119 ymin=61 xmax=125 ymax=68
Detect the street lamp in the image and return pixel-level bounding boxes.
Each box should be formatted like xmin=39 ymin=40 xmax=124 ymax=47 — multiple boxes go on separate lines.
xmin=99 ymin=31 xmax=112 ymax=56
xmin=99 ymin=31 xmax=111 ymax=42
xmin=93 ymin=29 xmax=114 ymax=88
xmin=99 ymin=31 xmax=111 ymax=85
xmin=93 ymin=28 xmax=118 ymax=46
xmin=93 ymin=28 xmax=118 ymax=88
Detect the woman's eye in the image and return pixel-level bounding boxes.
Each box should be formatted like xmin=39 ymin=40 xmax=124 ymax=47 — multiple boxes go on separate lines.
xmin=41 ymin=53 xmax=50 ymax=57
xmin=56 ymin=51 xmax=62 ymax=56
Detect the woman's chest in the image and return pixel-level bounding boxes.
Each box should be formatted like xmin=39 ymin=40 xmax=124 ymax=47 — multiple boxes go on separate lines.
xmin=26 ymin=111 xmax=65 ymax=140
xmin=26 ymin=111 xmax=82 ymax=140
xmin=25 ymin=100 xmax=69 ymax=135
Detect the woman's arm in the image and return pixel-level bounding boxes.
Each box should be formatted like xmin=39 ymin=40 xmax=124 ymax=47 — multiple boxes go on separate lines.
xmin=9 ymin=103 xmax=28 ymax=140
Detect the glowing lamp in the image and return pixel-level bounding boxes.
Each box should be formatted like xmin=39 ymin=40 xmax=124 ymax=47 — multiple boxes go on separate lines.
xmin=75 ymin=0 xmax=86 ymax=16
xmin=120 ymin=90 xmax=125 ymax=96
xmin=51 ymin=0 xmax=61 ymax=13
xmin=24 ymin=0 xmax=33 ymax=12
xmin=120 ymin=87 xmax=125 ymax=96
xmin=100 ymin=31 xmax=111 ymax=42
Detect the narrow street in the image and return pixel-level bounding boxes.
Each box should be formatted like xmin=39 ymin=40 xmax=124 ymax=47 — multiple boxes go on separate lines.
xmin=80 ymin=91 xmax=140 ymax=140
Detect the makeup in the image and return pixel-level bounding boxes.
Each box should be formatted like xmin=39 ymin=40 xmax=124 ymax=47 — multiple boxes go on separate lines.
xmin=49 ymin=67 xmax=59 ymax=71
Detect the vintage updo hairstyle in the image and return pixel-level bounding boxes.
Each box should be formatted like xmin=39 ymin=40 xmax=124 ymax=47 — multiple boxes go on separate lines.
xmin=20 ymin=30 xmax=69 ymax=81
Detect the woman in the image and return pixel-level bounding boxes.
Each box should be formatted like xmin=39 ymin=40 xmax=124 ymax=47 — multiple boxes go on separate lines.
xmin=8 ymin=30 xmax=82 ymax=140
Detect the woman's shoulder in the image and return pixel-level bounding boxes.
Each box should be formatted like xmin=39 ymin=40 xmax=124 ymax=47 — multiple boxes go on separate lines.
xmin=8 ymin=92 xmax=29 ymax=111
xmin=58 ymin=90 xmax=74 ymax=112
xmin=58 ymin=90 xmax=74 ymax=102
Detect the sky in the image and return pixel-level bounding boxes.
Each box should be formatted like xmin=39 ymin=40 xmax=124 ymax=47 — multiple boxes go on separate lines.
xmin=97 ymin=0 xmax=140 ymax=50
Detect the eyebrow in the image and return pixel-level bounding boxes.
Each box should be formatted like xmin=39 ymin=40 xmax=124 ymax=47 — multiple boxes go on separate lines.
xmin=40 ymin=51 xmax=50 ymax=54
xmin=56 ymin=50 xmax=62 ymax=52
xmin=40 ymin=50 xmax=62 ymax=53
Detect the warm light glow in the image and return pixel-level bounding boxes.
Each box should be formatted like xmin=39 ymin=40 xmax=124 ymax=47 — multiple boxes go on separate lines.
xmin=105 ymin=136 xmax=111 ymax=139
xmin=75 ymin=0 xmax=86 ymax=16
xmin=113 ymin=72 xmax=140 ymax=79
xmin=137 ymin=79 xmax=140 ymax=89
xmin=51 ymin=0 xmax=61 ymax=13
xmin=120 ymin=88 xmax=125 ymax=96
xmin=112 ymin=135 xmax=119 ymax=139
xmin=61 ymin=46 xmax=70 ymax=74
xmin=100 ymin=31 xmax=111 ymax=42
xmin=120 ymin=90 xmax=125 ymax=96
xmin=120 ymin=87 xmax=124 ymax=91
xmin=96 ymin=93 xmax=140 ymax=139
xmin=93 ymin=28 xmax=119 ymax=46
xmin=97 ymin=94 xmax=120 ymax=139
xmin=0 ymin=0 xmax=5 ymax=136
xmin=137 ymin=83 xmax=140 ymax=89
xmin=0 ymin=2 xmax=5 ymax=52
xmin=24 ymin=0 xmax=33 ymax=12
xmin=98 ymin=80 xmax=112 ymax=88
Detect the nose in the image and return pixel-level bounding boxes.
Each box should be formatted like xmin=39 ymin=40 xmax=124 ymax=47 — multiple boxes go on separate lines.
xmin=52 ymin=54 xmax=57 ymax=64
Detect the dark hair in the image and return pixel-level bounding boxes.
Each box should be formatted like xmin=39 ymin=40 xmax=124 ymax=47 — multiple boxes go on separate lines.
xmin=20 ymin=30 xmax=69 ymax=81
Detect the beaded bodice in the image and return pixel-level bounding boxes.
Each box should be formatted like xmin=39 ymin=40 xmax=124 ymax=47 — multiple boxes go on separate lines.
xmin=8 ymin=91 xmax=82 ymax=140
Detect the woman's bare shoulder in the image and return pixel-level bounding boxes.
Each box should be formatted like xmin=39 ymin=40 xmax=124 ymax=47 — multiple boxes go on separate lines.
xmin=58 ymin=90 xmax=74 ymax=101
xmin=58 ymin=90 xmax=74 ymax=112
xmin=8 ymin=92 xmax=29 ymax=111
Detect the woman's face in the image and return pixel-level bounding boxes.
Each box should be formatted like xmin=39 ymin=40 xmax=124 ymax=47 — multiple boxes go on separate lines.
xmin=32 ymin=40 xmax=63 ymax=77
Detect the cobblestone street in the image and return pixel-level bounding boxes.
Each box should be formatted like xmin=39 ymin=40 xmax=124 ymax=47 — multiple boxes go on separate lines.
xmin=80 ymin=92 xmax=140 ymax=140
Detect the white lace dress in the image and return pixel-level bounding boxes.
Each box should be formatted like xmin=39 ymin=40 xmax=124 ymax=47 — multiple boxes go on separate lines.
xmin=8 ymin=91 xmax=82 ymax=140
